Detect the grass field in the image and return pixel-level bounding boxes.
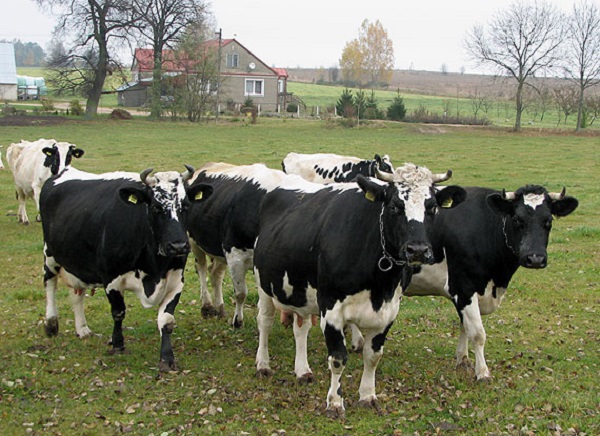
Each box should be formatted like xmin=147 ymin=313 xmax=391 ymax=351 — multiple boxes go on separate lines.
xmin=0 ymin=118 xmax=598 ymax=435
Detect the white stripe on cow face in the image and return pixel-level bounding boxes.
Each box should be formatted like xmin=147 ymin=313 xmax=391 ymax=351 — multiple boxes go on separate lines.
xmin=151 ymin=171 xmax=186 ymax=221
xmin=523 ymin=193 xmax=545 ymax=210
xmin=392 ymin=164 xmax=435 ymax=223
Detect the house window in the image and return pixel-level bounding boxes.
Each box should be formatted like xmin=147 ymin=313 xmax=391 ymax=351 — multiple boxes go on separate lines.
xmin=226 ymin=53 xmax=238 ymax=68
xmin=245 ymin=79 xmax=264 ymax=96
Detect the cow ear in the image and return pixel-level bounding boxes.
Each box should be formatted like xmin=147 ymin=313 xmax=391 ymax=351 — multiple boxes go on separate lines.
xmin=119 ymin=186 xmax=150 ymax=206
xmin=486 ymin=193 xmax=514 ymax=215
xmin=436 ymin=185 xmax=466 ymax=209
xmin=72 ymin=148 xmax=84 ymax=158
xmin=374 ymin=154 xmax=382 ymax=163
xmin=42 ymin=147 xmax=56 ymax=157
xmin=187 ymin=183 xmax=213 ymax=202
xmin=550 ymin=196 xmax=578 ymax=217
xmin=356 ymin=174 xmax=385 ymax=202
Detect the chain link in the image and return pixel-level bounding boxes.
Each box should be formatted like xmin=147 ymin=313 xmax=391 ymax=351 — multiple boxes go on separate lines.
xmin=378 ymin=204 xmax=406 ymax=272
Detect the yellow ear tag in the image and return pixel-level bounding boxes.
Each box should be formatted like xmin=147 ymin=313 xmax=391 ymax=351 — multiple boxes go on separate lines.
xmin=365 ymin=191 xmax=376 ymax=202
xmin=128 ymin=194 xmax=138 ymax=204
xmin=194 ymin=191 xmax=203 ymax=200
xmin=441 ymin=198 xmax=453 ymax=208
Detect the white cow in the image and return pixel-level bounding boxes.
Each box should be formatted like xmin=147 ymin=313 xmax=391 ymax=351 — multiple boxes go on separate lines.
xmin=6 ymin=138 xmax=84 ymax=224
xmin=0 ymin=147 xmax=4 ymax=169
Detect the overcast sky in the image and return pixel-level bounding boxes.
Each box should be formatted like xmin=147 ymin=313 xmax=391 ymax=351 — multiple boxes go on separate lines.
xmin=0 ymin=0 xmax=580 ymax=73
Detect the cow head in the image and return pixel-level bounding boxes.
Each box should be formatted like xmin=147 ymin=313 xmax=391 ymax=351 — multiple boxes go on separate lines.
xmin=42 ymin=143 xmax=84 ymax=175
xmin=118 ymin=166 xmax=195 ymax=257
xmin=358 ymin=163 xmax=466 ymax=267
xmin=373 ymin=154 xmax=394 ymax=174
xmin=487 ymin=185 xmax=578 ymax=268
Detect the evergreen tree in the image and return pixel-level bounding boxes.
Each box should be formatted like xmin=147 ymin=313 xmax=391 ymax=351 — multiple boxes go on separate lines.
xmin=387 ymin=91 xmax=406 ymax=121
xmin=336 ymin=88 xmax=354 ymax=117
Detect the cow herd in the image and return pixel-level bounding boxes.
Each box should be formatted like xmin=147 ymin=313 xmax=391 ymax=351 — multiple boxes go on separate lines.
xmin=3 ymin=138 xmax=579 ymax=419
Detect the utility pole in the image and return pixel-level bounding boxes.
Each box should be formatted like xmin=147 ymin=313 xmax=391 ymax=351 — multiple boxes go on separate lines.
xmin=215 ymin=28 xmax=222 ymax=122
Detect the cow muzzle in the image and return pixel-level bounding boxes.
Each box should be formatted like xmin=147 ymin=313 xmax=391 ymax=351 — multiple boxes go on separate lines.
xmin=521 ymin=252 xmax=547 ymax=269
xmin=405 ymin=242 xmax=434 ymax=266
xmin=164 ymin=240 xmax=190 ymax=257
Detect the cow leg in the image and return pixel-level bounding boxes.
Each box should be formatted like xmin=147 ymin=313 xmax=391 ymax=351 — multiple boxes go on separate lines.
xmin=456 ymin=323 xmax=471 ymax=368
xmin=191 ymin=241 xmax=217 ymax=317
xmin=459 ymin=297 xmax=491 ymax=381
xmin=16 ymin=189 xmax=29 ymax=225
xmin=357 ymin=325 xmax=391 ymax=412
xmin=33 ymin=185 xmax=42 ymax=222
xmin=70 ymin=290 xmax=93 ymax=338
xmin=43 ymin=247 xmax=60 ymax=336
xmin=255 ymin=288 xmax=276 ymax=376
xmin=322 ymin=317 xmax=348 ymax=419
xmin=213 ymin=259 xmax=228 ymax=317
xmin=293 ymin=314 xmax=313 ymax=383
xmin=157 ymin=278 xmax=182 ymax=372
xmin=226 ymin=248 xmax=252 ymax=328
xmin=106 ymin=289 xmax=126 ymax=354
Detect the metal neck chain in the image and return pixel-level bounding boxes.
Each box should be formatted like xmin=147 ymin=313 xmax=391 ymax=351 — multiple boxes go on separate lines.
xmin=501 ymin=216 xmax=518 ymax=256
xmin=378 ymin=204 xmax=406 ymax=272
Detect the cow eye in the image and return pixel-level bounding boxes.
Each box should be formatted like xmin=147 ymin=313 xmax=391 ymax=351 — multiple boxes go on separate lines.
xmin=388 ymin=203 xmax=403 ymax=214
xmin=544 ymin=218 xmax=553 ymax=230
xmin=512 ymin=216 xmax=523 ymax=228
xmin=427 ymin=205 xmax=437 ymax=216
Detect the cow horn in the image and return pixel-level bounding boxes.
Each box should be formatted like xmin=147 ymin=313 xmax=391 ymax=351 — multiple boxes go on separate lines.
xmin=548 ymin=186 xmax=566 ymax=201
xmin=502 ymin=189 xmax=516 ymax=200
xmin=140 ymin=168 xmax=154 ymax=186
xmin=182 ymin=164 xmax=195 ymax=182
xmin=432 ymin=169 xmax=452 ymax=183
xmin=375 ymin=167 xmax=394 ymax=182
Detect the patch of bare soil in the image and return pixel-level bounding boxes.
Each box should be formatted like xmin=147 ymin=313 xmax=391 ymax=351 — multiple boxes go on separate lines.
xmin=0 ymin=115 xmax=72 ymax=127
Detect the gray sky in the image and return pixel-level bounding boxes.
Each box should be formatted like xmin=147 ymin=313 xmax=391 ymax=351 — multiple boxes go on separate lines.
xmin=1 ymin=0 xmax=580 ymax=73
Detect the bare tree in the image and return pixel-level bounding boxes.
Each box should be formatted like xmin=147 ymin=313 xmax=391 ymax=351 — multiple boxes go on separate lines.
xmin=554 ymin=84 xmax=579 ymax=125
xmin=465 ymin=0 xmax=566 ymax=131
xmin=469 ymin=88 xmax=489 ymax=121
xmin=37 ymin=0 xmax=135 ymax=118
xmin=585 ymin=93 xmax=600 ymax=125
xmin=130 ymin=0 xmax=209 ymax=119
xmin=563 ymin=0 xmax=600 ymax=131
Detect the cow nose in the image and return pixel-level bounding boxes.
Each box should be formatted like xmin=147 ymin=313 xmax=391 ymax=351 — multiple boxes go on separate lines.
xmin=406 ymin=242 xmax=433 ymax=265
xmin=166 ymin=241 xmax=190 ymax=256
xmin=524 ymin=253 xmax=547 ymax=269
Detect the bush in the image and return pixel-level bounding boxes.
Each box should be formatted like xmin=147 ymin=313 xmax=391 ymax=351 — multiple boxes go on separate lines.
xmin=110 ymin=108 xmax=132 ymax=120
xmin=40 ymin=98 xmax=54 ymax=113
xmin=69 ymin=99 xmax=84 ymax=116
xmin=336 ymin=88 xmax=354 ymax=117
xmin=286 ymin=103 xmax=298 ymax=113
xmin=387 ymin=93 xmax=406 ymax=121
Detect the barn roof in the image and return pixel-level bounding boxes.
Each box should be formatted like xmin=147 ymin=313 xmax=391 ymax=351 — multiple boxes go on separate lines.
xmin=0 ymin=42 xmax=17 ymax=85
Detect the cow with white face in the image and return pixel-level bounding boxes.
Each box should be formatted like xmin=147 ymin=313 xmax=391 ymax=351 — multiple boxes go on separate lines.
xmin=40 ymin=165 xmax=194 ymax=371
xmin=282 ymin=152 xmax=394 ymax=183
xmin=253 ymin=163 xmax=466 ymax=418
xmin=184 ymin=162 xmax=287 ymax=327
xmin=406 ymin=185 xmax=578 ymax=381
xmin=6 ymin=138 xmax=84 ymax=224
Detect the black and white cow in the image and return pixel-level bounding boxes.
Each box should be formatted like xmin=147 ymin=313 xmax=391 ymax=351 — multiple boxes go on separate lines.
xmin=253 ymin=163 xmax=466 ymax=418
xmin=40 ymin=165 xmax=194 ymax=371
xmin=185 ymin=162 xmax=287 ymax=327
xmin=404 ymin=185 xmax=578 ymax=381
xmin=6 ymin=138 xmax=84 ymax=224
xmin=282 ymin=152 xmax=393 ymax=183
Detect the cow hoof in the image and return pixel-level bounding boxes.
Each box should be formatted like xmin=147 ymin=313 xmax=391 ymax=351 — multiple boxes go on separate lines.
xmin=201 ymin=305 xmax=219 ymax=318
xmin=232 ymin=316 xmax=243 ymax=329
xmin=108 ymin=346 xmax=127 ymax=355
xmin=217 ymin=305 xmax=226 ymax=318
xmin=297 ymin=373 xmax=314 ymax=384
xmin=158 ymin=359 xmax=179 ymax=373
xmin=350 ymin=342 xmax=364 ymax=353
xmin=76 ymin=327 xmax=93 ymax=338
xmin=456 ymin=356 xmax=473 ymax=370
xmin=324 ymin=406 xmax=345 ymax=420
xmin=44 ymin=317 xmax=59 ymax=337
xmin=358 ymin=398 xmax=382 ymax=413
xmin=256 ymin=368 xmax=273 ymax=378
xmin=476 ymin=375 xmax=493 ymax=384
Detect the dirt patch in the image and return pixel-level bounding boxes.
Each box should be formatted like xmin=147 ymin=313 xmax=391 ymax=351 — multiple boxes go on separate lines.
xmin=0 ymin=116 xmax=73 ymax=127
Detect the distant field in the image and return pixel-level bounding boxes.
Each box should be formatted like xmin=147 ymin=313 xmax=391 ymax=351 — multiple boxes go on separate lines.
xmin=0 ymin=119 xmax=598 ymax=434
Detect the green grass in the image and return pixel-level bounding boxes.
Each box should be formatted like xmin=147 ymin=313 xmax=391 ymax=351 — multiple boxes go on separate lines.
xmin=0 ymin=118 xmax=598 ymax=434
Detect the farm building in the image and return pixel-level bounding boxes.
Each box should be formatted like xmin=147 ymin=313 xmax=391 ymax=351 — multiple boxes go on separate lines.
xmin=0 ymin=42 xmax=18 ymax=101
xmin=118 ymin=38 xmax=289 ymax=112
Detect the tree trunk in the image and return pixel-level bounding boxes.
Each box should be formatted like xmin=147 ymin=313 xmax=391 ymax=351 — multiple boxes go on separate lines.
xmin=84 ymin=46 xmax=109 ymax=119
xmin=514 ymin=80 xmax=524 ymax=132
xmin=575 ymin=84 xmax=585 ymax=132
xmin=150 ymin=44 xmax=163 ymax=119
